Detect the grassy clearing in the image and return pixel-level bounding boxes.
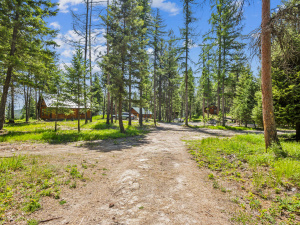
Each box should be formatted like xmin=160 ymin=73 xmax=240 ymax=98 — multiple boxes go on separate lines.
xmin=0 ymin=154 xmax=89 ymax=224
xmin=186 ymin=133 xmax=300 ymax=224
xmin=1 ymin=117 xmax=152 ymax=144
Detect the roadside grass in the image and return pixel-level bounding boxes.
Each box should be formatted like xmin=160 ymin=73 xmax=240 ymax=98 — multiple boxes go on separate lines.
xmin=0 ymin=117 xmax=152 ymax=144
xmin=189 ymin=124 xmax=256 ymax=131
xmin=186 ymin=133 xmax=300 ymax=224
xmin=0 ymin=154 xmax=87 ymax=224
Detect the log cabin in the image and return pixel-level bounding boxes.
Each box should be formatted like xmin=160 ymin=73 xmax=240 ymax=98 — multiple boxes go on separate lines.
xmin=204 ymin=105 xmax=218 ymax=115
xmin=37 ymin=97 xmax=91 ymax=120
xmin=131 ymin=107 xmax=152 ymax=119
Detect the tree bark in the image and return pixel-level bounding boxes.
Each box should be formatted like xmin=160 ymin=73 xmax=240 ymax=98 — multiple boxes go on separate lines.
xmin=110 ymin=98 xmax=113 ymax=124
xmin=261 ymin=0 xmax=280 ymax=150
xmin=139 ymin=89 xmax=143 ymax=127
xmin=84 ymin=0 xmax=89 ymax=124
xmin=118 ymin=97 xmax=125 ymax=133
xmin=105 ymin=0 xmax=110 ymax=125
xmin=89 ymin=0 xmax=93 ymax=122
xmin=9 ymin=77 xmax=15 ymax=123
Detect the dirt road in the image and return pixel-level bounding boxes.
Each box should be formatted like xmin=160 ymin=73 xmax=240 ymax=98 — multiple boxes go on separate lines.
xmin=1 ymin=123 xmax=289 ymax=224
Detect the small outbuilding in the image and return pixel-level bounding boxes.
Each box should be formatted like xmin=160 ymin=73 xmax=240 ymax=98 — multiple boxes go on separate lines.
xmin=37 ymin=97 xmax=91 ymax=120
xmin=204 ymin=105 xmax=218 ymax=115
xmin=131 ymin=107 xmax=152 ymax=119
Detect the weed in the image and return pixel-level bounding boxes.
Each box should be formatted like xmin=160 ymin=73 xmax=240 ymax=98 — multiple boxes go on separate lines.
xmin=82 ymin=164 xmax=87 ymax=169
xmin=231 ymin=197 xmax=240 ymax=204
xmin=213 ymin=180 xmax=219 ymax=189
xmin=23 ymin=198 xmax=41 ymax=213
xmin=59 ymin=200 xmax=67 ymax=205
xmin=70 ymin=181 xmax=77 ymax=189
xmin=208 ymin=173 xmax=214 ymax=180
xmin=27 ymin=219 xmax=39 ymax=225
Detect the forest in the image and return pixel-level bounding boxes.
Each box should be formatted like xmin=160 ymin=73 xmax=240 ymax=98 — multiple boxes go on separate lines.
xmin=0 ymin=0 xmax=300 ymax=224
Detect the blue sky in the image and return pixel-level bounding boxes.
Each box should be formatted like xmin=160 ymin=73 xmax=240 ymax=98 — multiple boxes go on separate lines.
xmin=47 ymin=0 xmax=283 ymax=75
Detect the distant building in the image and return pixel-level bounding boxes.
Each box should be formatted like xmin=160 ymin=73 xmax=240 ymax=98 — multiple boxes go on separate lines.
xmin=131 ymin=107 xmax=152 ymax=118
xmin=37 ymin=97 xmax=91 ymax=120
xmin=204 ymin=105 xmax=218 ymax=115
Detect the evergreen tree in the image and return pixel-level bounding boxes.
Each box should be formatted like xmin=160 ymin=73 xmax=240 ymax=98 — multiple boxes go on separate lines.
xmin=64 ymin=47 xmax=86 ymax=132
xmin=231 ymin=67 xmax=257 ymax=127
xmin=252 ymin=91 xmax=263 ymax=128
xmin=0 ymin=0 xmax=58 ymax=130
xmin=180 ymin=0 xmax=197 ymax=126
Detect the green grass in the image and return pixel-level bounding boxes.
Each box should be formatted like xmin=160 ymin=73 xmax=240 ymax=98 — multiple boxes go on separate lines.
xmin=1 ymin=117 xmax=151 ymax=144
xmin=189 ymin=124 xmax=256 ymax=131
xmin=186 ymin=133 xmax=300 ymax=224
xmin=0 ymin=155 xmax=87 ymax=223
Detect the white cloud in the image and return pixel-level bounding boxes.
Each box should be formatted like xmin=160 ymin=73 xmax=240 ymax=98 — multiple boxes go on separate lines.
xmin=152 ymin=0 xmax=180 ymax=16
xmin=58 ymin=0 xmax=83 ymax=13
xmin=50 ymin=22 xmax=61 ymax=30
xmin=61 ymin=49 xmax=74 ymax=58
xmin=58 ymin=0 xmax=106 ymax=13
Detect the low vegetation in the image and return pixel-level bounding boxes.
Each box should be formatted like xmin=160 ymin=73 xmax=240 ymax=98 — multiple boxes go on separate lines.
xmin=0 ymin=117 xmax=152 ymax=144
xmin=189 ymin=125 xmax=256 ymax=131
xmin=0 ymin=154 xmax=91 ymax=224
xmin=186 ymin=133 xmax=300 ymax=224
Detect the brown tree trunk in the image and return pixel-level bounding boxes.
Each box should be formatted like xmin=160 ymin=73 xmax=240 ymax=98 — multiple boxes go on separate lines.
xmin=110 ymin=98 xmax=113 ymax=124
xmin=118 ymin=97 xmax=125 ymax=133
xmin=139 ymin=89 xmax=143 ymax=127
xmin=9 ymin=77 xmax=15 ymax=123
xmin=106 ymin=0 xmax=110 ymax=125
xmin=153 ymin=53 xmax=157 ymax=127
xmin=89 ymin=0 xmax=93 ymax=122
xmin=261 ymin=0 xmax=280 ymax=150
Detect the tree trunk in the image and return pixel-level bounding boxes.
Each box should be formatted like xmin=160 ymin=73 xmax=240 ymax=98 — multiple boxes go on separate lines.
xmin=89 ymin=0 xmax=93 ymax=122
xmin=103 ymin=88 xmax=106 ymax=119
xmin=0 ymin=11 xmax=19 ymax=130
xmin=128 ymin=62 xmax=132 ymax=125
xmin=222 ymin=76 xmax=225 ymax=126
xmin=9 ymin=77 xmax=15 ymax=123
xmin=202 ymin=94 xmax=205 ymax=119
xmin=106 ymin=0 xmax=110 ymax=125
xmin=261 ymin=0 xmax=280 ymax=150
xmin=118 ymin=97 xmax=125 ymax=133
xmin=139 ymin=89 xmax=143 ymax=127
xmin=114 ymin=99 xmax=117 ymax=123
xmin=110 ymin=98 xmax=113 ymax=124
xmin=158 ymin=74 xmax=162 ymax=121
xmin=184 ymin=1 xmax=189 ymax=126
xmin=84 ymin=0 xmax=89 ymax=125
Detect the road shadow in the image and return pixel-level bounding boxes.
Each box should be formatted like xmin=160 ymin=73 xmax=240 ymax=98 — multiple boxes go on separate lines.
xmin=77 ymin=134 xmax=151 ymax=153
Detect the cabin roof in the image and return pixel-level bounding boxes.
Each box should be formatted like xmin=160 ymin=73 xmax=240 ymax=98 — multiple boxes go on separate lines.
xmin=132 ymin=107 xmax=152 ymax=115
xmin=42 ymin=96 xmax=91 ymax=109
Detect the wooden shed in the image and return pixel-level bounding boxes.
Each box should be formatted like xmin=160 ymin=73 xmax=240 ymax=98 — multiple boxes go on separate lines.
xmin=37 ymin=97 xmax=91 ymax=120
xmin=131 ymin=107 xmax=152 ymax=119
xmin=204 ymin=105 xmax=218 ymax=115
